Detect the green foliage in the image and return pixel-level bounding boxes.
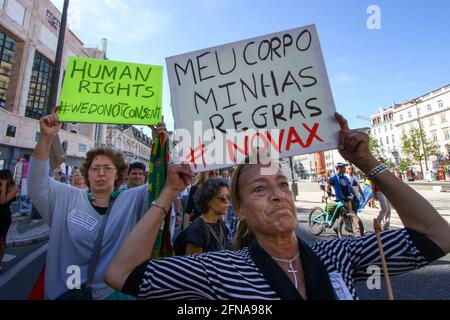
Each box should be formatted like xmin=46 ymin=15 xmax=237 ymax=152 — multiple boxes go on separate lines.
xmin=398 ymin=159 xmax=413 ymax=173
xmin=401 ymin=128 xmax=440 ymax=163
xmin=369 ymin=134 xmax=382 ymax=156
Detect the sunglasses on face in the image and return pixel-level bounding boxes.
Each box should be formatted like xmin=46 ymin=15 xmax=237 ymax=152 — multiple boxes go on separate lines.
xmin=215 ymin=195 xmax=231 ymax=203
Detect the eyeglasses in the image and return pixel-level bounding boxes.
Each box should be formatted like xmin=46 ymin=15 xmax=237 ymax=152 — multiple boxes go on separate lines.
xmin=209 ymin=172 xmax=219 ymax=176
xmin=215 ymin=195 xmax=231 ymax=203
xmin=89 ymin=165 xmax=116 ymax=174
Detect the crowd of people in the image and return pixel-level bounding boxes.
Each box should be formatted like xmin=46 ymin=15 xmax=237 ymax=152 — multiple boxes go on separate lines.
xmin=0 ymin=109 xmax=449 ymax=300
xmin=319 ymin=157 xmax=391 ymax=231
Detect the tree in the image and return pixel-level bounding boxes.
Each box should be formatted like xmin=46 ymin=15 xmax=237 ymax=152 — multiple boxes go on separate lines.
xmin=398 ymin=159 xmax=413 ymax=174
xmin=369 ymin=135 xmax=383 ymax=157
xmin=401 ymin=128 xmax=440 ymax=179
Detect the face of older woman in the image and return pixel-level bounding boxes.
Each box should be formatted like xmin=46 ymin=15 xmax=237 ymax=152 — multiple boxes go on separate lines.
xmin=234 ymin=164 xmax=297 ymax=235
xmin=208 ymin=186 xmax=230 ymax=216
xmin=88 ymin=155 xmax=117 ymax=194
xmin=73 ymin=171 xmax=84 ymax=184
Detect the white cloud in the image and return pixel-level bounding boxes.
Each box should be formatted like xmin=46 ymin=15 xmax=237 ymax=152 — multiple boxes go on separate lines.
xmin=51 ymin=0 xmax=171 ymax=46
xmin=334 ymin=73 xmax=357 ymax=85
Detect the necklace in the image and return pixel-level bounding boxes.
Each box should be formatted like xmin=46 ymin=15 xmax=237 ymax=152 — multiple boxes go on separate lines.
xmin=271 ymin=252 xmax=300 ymax=289
xmin=205 ymin=222 xmax=225 ymax=250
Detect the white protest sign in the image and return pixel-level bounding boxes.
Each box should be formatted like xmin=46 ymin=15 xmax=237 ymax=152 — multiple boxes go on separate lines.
xmin=166 ymin=24 xmax=339 ymax=172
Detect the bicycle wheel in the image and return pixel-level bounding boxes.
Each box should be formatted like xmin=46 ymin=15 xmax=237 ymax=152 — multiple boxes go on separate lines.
xmin=308 ymin=207 xmax=326 ymax=236
xmin=338 ymin=212 xmax=364 ymax=238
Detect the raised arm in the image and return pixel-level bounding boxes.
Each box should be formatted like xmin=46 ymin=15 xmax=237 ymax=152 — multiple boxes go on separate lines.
xmin=335 ymin=113 xmax=450 ymax=253
xmin=33 ymin=108 xmax=61 ymax=161
xmin=105 ymin=164 xmax=193 ymax=291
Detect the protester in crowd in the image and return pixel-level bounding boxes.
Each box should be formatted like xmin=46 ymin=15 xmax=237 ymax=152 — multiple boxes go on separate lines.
xmin=374 ymin=157 xmax=392 ymax=231
xmin=179 ymin=178 xmax=231 ymax=255
xmin=0 ymin=169 xmax=20 ymax=271
xmin=127 ymin=162 xmax=147 ymax=189
xmin=182 ymin=170 xmax=220 ymax=230
xmin=221 ymin=169 xmax=238 ymax=240
xmin=221 ymin=170 xmax=230 ymax=181
xmin=71 ymin=168 xmax=88 ymax=191
xmin=28 ymin=108 xmax=165 ymax=300
xmin=317 ymin=170 xmax=327 ymax=203
xmin=54 ymin=167 xmax=68 ymax=183
xmin=105 ymin=113 xmax=450 ymax=300
xmin=326 ymin=163 xmax=355 ymax=213
xmin=346 ymin=165 xmax=365 ymax=210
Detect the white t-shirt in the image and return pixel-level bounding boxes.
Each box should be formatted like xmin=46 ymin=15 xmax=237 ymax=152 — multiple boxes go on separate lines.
xmin=346 ymin=174 xmax=360 ymax=196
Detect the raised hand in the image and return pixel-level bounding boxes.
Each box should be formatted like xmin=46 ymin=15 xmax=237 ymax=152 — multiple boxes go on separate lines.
xmin=163 ymin=164 xmax=194 ymax=197
xmin=335 ymin=112 xmax=377 ymax=172
xmin=149 ymin=116 xmax=167 ymax=140
xmin=39 ymin=107 xmax=61 ymax=137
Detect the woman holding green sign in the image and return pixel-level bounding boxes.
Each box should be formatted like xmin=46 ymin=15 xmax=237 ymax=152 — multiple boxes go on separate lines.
xmin=28 ymin=108 xmax=166 ymax=300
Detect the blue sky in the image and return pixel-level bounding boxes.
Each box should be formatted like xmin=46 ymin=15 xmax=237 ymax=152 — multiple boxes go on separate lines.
xmin=51 ymin=0 xmax=450 ymax=134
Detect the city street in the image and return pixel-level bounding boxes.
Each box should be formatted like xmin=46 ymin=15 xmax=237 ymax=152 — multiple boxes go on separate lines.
xmin=1 ymin=182 xmax=449 ymax=300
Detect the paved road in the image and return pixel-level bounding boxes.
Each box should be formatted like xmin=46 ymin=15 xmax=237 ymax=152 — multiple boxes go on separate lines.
xmin=296 ymin=207 xmax=450 ymax=300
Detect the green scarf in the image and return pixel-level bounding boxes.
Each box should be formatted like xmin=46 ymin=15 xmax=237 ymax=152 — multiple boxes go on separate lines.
xmin=148 ymin=133 xmax=174 ymax=258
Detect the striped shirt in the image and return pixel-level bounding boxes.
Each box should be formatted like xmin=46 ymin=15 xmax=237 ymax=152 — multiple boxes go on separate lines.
xmin=122 ymin=228 xmax=444 ymax=300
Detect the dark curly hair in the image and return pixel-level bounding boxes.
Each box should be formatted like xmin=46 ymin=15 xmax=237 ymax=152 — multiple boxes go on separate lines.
xmin=194 ymin=178 xmax=229 ymax=215
xmin=80 ymin=147 xmax=128 ymax=190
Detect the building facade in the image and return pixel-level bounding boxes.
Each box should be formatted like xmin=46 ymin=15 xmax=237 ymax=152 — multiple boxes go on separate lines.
xmin=370 ymin=84 xmax=450 ymax=175
xmin=370 ymin=107 xmax=400 ymax=164
xmin=106 ymin=125 xmax=152 ymax=170
xmin=0 ymin=0 xmax=107 ymax=171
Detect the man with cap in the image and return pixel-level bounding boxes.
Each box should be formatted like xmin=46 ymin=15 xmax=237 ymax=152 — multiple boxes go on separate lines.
xmin=325 ymin=162 xmax=355 ymax=213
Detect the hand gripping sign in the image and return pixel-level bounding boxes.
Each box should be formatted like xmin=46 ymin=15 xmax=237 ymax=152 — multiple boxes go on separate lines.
xmin=57 ymin=57 xmax=163 ymax=125
xmin=166 ymin=24 xmax=339 ymax=172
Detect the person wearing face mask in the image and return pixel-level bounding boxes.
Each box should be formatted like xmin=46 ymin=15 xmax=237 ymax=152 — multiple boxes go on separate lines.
xmin=105 ymin=113 xmax=450 ymax=300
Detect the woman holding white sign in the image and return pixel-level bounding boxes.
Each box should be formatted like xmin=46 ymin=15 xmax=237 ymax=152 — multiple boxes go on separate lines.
xmin=105 ymin=113 xmax=450 ymax=300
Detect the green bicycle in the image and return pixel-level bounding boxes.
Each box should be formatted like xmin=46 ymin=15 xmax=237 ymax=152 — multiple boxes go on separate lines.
xmin=308 ymin=196 xmax=364 ymax=238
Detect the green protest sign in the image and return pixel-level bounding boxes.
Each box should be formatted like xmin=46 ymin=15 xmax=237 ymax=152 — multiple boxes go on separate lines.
xmin=57 ymin=57 xmax=163 ymax=125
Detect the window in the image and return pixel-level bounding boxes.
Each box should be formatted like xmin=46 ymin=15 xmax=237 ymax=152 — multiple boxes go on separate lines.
xmin=78 ymin=144 xmax=87 ymax=153
xmin=386 ymin=136 xmax=389 ymax=144
xmin=444 ymin=128 xmax=450 ymax=140
xmin=400 ymin=114 xmax=404 ymax=121
xmin=427 ymin=104 xmax=432 ymax=111
xmin=0 ymin=0 xmax=4 ymax=9
xmin=390 ymin=124 xmax=393 ymax=130
xmin=417 ymin=107 xmax=421 ymax=115
xmin=431 ymin=130 xmax=438 ymax=142
xmin=402 ymin=126 xmax=406 ymax=133
xmin=35 ymin=131 xmax=41 ymax=142
xmin=383 ymin=115 xmax=387 ymax=122
xmin=6 ymin=0 xmax=26 ymax=26
xmin=408 ymin=111 xmax=412 ymax=119
xmin=384 ymin=126 xmax=387 ymax=132
xmin=62 ymin=140 xmax=68 ymax=152
xmin=25 ymin=52 xmax=54 ymax=119
xmin=6 ymin=125 xmax=16 ymax=137
xmin=378 ymin=128 xmax=381 ymax=134
xmin=441 ymin=114 xmax=447 ymax=123
xmin=379 ymin=138 xmax=383 ymax=146
xmin=0 ymin=32 xmax=16 ymax=108
xmin=438 ymin=100 xmax=443 ymax=108
xmin=392 ymin=135 xmax=395 ymax=143
xmin=429 ymin=117 xmax=435 ymax=125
